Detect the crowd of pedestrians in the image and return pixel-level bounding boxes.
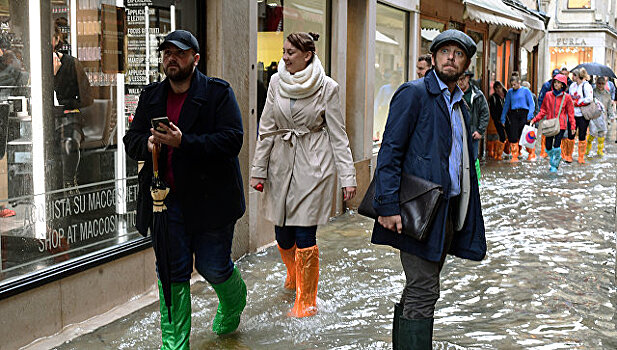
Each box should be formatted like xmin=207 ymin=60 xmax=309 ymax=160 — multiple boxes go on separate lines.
xmin=484 ymin=66 xmax=615 ymax=173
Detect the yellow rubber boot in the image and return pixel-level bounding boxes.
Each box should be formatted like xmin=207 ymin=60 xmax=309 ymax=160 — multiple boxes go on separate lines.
xmin=288 ymin=245 xmax=319 ymax=318
xmin=598 ymin=137 xmax=605 ymax=157
xmin=586 ymin=135 xmax=594 ymax=156
xmin=278 ymin=244 xmax=296 ymax=290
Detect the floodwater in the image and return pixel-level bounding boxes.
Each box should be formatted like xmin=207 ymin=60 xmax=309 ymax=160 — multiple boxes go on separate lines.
xmin=57 ymin=140 xmax=617 ymax=349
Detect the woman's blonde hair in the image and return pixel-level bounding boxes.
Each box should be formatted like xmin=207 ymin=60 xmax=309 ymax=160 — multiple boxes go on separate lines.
xmin=572 ymin=67 xmax=589 ymax=81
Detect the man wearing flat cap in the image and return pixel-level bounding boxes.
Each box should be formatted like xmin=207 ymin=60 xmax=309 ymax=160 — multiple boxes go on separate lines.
xmin=124 ymin=30 xmax=247 ymax=348
xmin=370 ymin=29 xmax=486 ymax=348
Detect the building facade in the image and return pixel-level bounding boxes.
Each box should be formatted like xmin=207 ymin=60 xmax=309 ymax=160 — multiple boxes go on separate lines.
xmin=540 ymin=0 xmax=617 ymax=87
xmin=0 ymin=0 xmax=545 ymax=348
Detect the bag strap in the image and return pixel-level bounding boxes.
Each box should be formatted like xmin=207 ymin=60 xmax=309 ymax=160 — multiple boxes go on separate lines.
xmin=555 ymin=93 xmax=566 ymax=121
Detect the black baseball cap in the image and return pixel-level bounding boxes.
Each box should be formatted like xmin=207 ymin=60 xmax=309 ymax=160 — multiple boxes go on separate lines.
xmin=430 ymin=29 xmax=477 ymax=58
xmin=552 ymin=68 xmax=560 ymax=77
xmin=158 ymin=30 xmax=199 ymax=52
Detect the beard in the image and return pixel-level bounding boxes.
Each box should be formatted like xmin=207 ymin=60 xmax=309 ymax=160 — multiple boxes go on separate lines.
xmin=435 ymin=63 xmax=464 ymax=83
xmin=164 ymin=61 xmax=194 ymax=82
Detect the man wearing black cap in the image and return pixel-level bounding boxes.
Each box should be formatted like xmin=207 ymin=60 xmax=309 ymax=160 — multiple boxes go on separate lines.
xmin=370 ymin=29 xmax=486 ymax=349
xmin=124 ymin=30 xmax=247 ymax=348
xmin=458 ymin=70 xmax=489 ymax=160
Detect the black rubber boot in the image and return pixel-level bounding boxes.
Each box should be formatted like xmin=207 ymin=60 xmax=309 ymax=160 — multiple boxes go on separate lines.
xmin=398 ymin=316 xmax=433 ymax=350
xmin=392 ymin=303 xmax=403 ymax=349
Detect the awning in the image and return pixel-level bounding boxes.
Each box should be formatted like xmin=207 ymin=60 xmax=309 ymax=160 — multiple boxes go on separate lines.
xmin=463 ymin=0 xmax=526 ymax=30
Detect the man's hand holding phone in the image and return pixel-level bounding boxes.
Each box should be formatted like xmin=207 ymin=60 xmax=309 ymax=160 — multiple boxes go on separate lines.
xmin=150 ymin=116 xmax=183 ymax=149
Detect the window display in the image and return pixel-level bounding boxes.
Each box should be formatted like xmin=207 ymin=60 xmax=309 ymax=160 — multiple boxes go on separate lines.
xmin=0 ymin=0 xmax=197 ymax=290
xmin=373 ymin=3 xmax=408 ymax=144
xmin=256 ymin=0 xmax=330 ymax=125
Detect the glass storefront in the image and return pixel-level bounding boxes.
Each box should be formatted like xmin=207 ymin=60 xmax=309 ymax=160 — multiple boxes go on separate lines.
xmin=0 ymin=0 xmax=197 ymax=291
xmin=550 ymin=46 xmax=593 ymax=71
xmin=466 ymin=30 xmax=484 ymax=89
xmin=256 ymin=0 xmax=330 ymax=125
xmin=373 ymin=3 xmax=408 ymax=144
xmin=489 ymin=39 xmax=515 ymax=90
xmin=420 ymin=18 xmax=444 ymax=57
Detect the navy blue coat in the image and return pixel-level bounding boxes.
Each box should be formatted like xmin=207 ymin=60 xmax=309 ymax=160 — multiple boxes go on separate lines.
xmin=123 ymin=70 xmax=245 ymax=236
xmin=371 ymin=70 xmax=486 ymax=262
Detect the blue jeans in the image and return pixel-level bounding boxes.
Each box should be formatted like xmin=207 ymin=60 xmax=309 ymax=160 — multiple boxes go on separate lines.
xmin=275 ymin=225 xmax=317 ymax=249
xmin=163 ymin=197 xmax=235 ymax=284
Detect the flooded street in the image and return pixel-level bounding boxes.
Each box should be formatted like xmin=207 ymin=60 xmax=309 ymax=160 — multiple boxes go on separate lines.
xmin=57 ymin=142 xmax=617 ymax=349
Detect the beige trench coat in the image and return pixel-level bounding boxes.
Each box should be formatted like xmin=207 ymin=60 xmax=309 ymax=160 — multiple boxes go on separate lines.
xmin=251 ymin=73 xmax=356 ymax=226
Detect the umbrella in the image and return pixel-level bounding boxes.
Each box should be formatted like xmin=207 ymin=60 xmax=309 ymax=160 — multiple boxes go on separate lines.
xmin=150 ymin=143 xmax=173 ymax=323
xmin=571 ymin=62 xmax=616 ymax=79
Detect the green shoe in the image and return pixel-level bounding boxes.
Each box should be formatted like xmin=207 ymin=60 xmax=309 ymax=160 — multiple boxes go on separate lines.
xmin=211 ymin=267 xmax=247 ymax=335
xmin=159 ymin=280 xmax=191 ymax=350
xmin=398 ymin=316 xmax=433 ymax=350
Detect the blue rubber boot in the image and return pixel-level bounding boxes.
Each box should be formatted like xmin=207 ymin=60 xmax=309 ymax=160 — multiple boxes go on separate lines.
xmin=548 ymin=149 xmax=557 ymax=173
xmin=553 ymin=147 xmax=562 ymax=170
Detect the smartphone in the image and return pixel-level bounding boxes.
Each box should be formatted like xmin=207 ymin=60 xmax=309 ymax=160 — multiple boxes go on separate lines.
xmin=151 ymin=116 xmax=170 ymax=133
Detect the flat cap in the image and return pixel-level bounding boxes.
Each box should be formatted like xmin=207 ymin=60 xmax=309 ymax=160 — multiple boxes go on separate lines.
xmin=158 ymin=30 xmax=199 ymax=52
xmin=429 ymin=29 xmax=477 ymax=58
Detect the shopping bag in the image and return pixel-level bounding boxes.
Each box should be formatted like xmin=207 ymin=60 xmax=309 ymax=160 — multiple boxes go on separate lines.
xmin=519 ymin=124 xmax=537 ymax=148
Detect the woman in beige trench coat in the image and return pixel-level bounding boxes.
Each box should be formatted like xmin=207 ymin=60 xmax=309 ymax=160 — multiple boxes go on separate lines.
xmin=250 ymin=32 xmax=357 ymax=318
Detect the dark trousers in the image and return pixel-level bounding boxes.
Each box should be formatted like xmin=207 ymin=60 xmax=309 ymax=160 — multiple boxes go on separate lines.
xmin=399 ymin=200 xmax=456 ymax=319
xmin=165 ymin=196 xmax=235 ymax=284
xmin=546 ymin=130 xmax=565 ymax=151
xmin=506 ymin=109 xmax=528 ymax=143
xmin=575 ymin=116 xmax=590 ymax=141
xmin=275 ymin=225 xmax=318 ymax=249
xmin=492 ymin=115 xmax=507 ymax=142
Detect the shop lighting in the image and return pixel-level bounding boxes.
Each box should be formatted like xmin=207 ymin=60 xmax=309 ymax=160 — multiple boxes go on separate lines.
xmin=268 ymin=3 xmax=278 ymax=7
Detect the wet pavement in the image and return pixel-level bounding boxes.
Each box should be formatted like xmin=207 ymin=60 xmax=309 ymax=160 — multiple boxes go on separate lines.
xmin=56 ymin=139 xmax=617 ymax=349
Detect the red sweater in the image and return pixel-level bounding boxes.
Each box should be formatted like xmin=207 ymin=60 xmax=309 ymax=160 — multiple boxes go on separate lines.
xmin=531 ymin=91 xmax=576 ymax=131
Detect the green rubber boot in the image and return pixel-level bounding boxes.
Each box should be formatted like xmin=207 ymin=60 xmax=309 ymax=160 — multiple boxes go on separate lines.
xmin=211 ymin=267 xmax=247 ymax=335
xmin=159 ymin=280 xmax=191 ymax=350
xmin=398 ymin=316 xmax=433 ymax=350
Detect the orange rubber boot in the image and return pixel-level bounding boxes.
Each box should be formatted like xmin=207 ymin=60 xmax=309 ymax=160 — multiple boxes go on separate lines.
xmin=486 ymin=141 xmax=494 ymax=159
xmin=510 ymin=143 xmax=519 ymax=163
xmin=288 ymin=245 xmax=319 ymax=318
xmin=526 ymin=147 xmax=537 ymax=161
xmin=504 ymin=141 xmax=511 ymax=155
xmin=577 ymin=140 xmax=586 ymax=164
xmin=278 ymin=244 xmax=296 ymax=290
xmin=540 ymin=135 xmax=548 ymax=158
xmin=563 ymin=139 xmax=573 ymax=163
xmin=494 ymin=141 xmax=505 ymax=160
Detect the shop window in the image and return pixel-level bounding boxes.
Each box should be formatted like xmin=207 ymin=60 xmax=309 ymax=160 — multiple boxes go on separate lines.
xmin=420 ymin=18 xmax=445 ymax=56
xmin=0 ymin=0 xmax=197 ymax=288
xmin=567 ymin=0 xmax=591 ymax=9
xmin=550 ymin=46 xmax=593 ymax=72
xmin=489 ymin=39 xmax=515 ymax=91
xmin=256 ymin=0 xmax=331 ymax=126
xmin=373 ymin=3 xmax=408 ymax=145
xmin=466 ymin=30 xmax=484 ymax=91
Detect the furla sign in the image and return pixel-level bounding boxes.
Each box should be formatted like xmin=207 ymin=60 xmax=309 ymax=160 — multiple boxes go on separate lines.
xmin=555 ymin=38 xmax=588 ymax=46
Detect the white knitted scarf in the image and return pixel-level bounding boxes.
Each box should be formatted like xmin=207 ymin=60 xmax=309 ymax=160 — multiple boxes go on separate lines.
xmin=278 ymin=55 xmax=325 ymax=99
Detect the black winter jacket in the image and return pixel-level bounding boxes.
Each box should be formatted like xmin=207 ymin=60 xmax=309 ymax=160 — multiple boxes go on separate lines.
xmin=123 ymin=69 xmax=245 ymax=236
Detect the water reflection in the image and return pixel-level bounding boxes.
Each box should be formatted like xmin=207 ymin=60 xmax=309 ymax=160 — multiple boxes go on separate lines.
xmin=57 ymin=144 xmax=616 ymax=349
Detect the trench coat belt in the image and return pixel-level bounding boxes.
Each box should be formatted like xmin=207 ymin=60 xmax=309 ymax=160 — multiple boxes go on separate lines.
xmin=259 ymin=125 xmax=325 ymax=142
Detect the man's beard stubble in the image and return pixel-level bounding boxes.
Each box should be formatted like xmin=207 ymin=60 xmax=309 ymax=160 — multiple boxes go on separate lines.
xmin=164 ymin=61 xmax=194 ymax=82
xmin=435 ymin=67 xmax=464 ymax=84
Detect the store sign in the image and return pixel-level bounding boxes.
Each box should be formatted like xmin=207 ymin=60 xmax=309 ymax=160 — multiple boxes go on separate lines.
xmin=555 ymin=38 xmax=587 ymax=46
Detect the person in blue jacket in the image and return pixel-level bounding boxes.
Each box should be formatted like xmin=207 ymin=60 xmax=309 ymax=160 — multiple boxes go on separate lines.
xmin=500 ymin=74 xmax=536 ymax=162
xmin=371 ymin=29 xmax=486 ymax=349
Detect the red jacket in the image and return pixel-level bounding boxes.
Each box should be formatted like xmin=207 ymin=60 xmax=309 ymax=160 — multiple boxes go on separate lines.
xmin=531 ymin=90 xmax=576 ymax=131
